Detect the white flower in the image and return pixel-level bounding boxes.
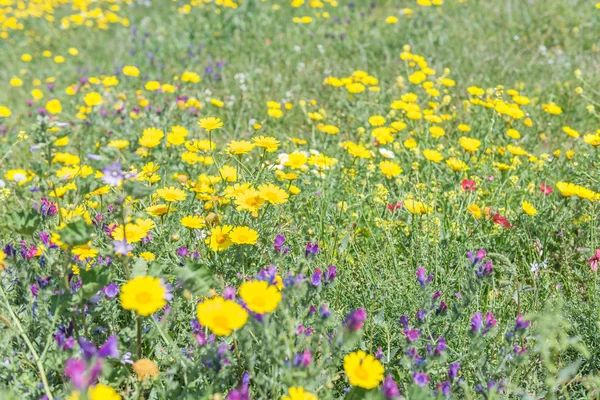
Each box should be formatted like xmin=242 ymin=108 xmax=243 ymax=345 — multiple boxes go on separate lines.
xmin=379 ymin=148 xmax=395 ymax=159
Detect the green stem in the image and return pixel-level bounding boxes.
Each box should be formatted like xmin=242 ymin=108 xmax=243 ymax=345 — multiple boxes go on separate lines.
xmin=0 ymin=285 xmax=54 ymax=400
xmin=137 ymin=315 xmax=143 ymax=359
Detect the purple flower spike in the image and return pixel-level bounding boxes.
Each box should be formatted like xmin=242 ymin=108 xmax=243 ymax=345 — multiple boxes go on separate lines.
xmin=382 ymin=375 xmax=401 ymax=398
xmin=471 ymin=312 xmax=483 ymax=333
xmin=305 ymin=242 xmax=319 ymax=257
xmin=448 ymin=362 xmax=460 ymax=381
xmin=343 ymin=308 xmax=366 ymax=331
xmin=413 ymin=372 xmax=430 ymax=387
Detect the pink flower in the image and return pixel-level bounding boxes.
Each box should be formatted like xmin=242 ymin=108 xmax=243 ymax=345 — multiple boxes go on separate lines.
xmin=540 ymin=182 xmax=553 ymax=195
xmin=587 ymin=249 xmax=600 ymax=271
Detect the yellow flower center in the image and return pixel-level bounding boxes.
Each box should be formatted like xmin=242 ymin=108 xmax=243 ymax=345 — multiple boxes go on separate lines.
xmin=213 ymin=315 xmax=229 ymax=329
xmin=354 ymin=365 xmax=369 ymax=381
xmin=216 ymin=234 xmax=228 ymax=244
xmin=136 ymin=292 xmax=152 ymax=304
xmin=251 ymin=297 xmax=265 ymax=308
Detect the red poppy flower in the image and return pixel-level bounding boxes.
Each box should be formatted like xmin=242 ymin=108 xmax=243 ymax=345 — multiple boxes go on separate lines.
xmin=461 ymin=179 xmax=477 ymax=191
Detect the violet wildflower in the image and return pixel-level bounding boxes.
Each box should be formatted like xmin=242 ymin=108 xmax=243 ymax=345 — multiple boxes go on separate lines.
xmin=343 ymin=308 xmax=366 ymax=330
xmin=113 ymin=239 xmax=132 ymax=255
xmin=405 ymin=329 xmax=420 ymax=342
xmin=305 ymin=242 xmax=319 ymax=256
xmin=471 ymin=312 xmax=483 ymax=333
xmin=101 ymin=283 xmax=119 ymax=299
xmin=101 ymin=162 xmax=124 ymax=186
xmin=98 ymin=335 xmax=119 ymax=358
xmin=515 ymin=314 xmax=530 ymax=330
xmin=413 ymin=372 xmax=430 ymax=387
xmin=311 ymin=268 xmax=322 ymax=286
xmin=382 ymin=375 xmax=401 ymax=399
xmin=319 ymin=305 xmax=331 ymax=319
xmin=448 ymin=362 xmax=460 ymax=381
xmin=399 ymin=315 xmax=409 ymax=329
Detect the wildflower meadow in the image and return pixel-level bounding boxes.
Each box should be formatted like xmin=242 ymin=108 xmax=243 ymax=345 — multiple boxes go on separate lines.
xmin=1 ymin=0 xmax=600 ymax=398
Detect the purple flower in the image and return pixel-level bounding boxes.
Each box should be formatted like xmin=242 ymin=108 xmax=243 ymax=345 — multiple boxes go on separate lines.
xmin=98 ymin=335 xmax=119 ymax=358
xmin=343 ymin=308 xmax=366 ymax=330
xmin=375 ymin=347 xmax=383 ymax=359
xmin=64 ymin=358 xmax=102 ymax=390
xmin=311 ymin=268 xmax=322 ymax=286
xmin=113 ymin=239 xmax=132 ymax=255
xmin=515 ymin=314 xmax=530 ymax=330
xmin=399 ymin=315 xmax=409 ymax=329
xmin=382 ymin=375 xmax=401 ymax=399
xmin=467 ymin=249 xmax=487 ymax=264
xmin=305 ymin=242 xmax=319 ymax=256
xmin=435 ymin=336 xmax=447 ymax=355
xmin=439 ymin=381 xmax=451 ymax=397
xmin=448 ymin=362 xmax=460 ymax=381
xmin=223 ymin=286 xmax=236 ymax=300
xmin=78 ymin=337 xmax=97 ymax=360
xmin=405 ymin=329 xmax=420 ymax=342
xmin=413 ymin=372 xmax=430 ymax=387
xmin=324 ymin=265 xmax=337 ymax=283
xmin=416 ymin=267 xmax=426 ymax=286
xmin=177 ymin=246 xmax=188 ymax=257
xmin=101 ymin=162 xmax=124 ymax=186
xmin=30 ymin=284 xmax=39 ymax=297
xmin=293 ymin=349 xmax=312 ymax=367
xmin=319 ymin=305 xmax=331 ymax=319
xmin=102 ymin=283 xmax=119 ymax=299
xmin=471 ymin=312 xmax=483 ymax=333
xmin=482 ymin=312 xmax=497 ymax=334
xmin=273 ymin=234 xmax=286 ymax=252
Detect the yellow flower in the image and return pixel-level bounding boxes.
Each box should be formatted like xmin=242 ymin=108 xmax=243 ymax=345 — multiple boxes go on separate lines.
xmin=459 ymin=136 xmax=481 ymax=153
xmin=181 ymin=71 xmax=201 ymax=83
xmin=9 ymin=77 xmax=22 ymax=87
xmin=252 ymin=136 xmax=280 ymax=152
xmin=522 ymin=200 xmax=537 ymax=216
xmin=139 ymin=127 xmax=164 ymax=148
xmin=542 ymin=102 xmax=562 ymax=115
xmin=562 ymin=126 xmax=580 ymax=138
xmin=507 ymin=129 xmax=521 ymax=139
xmin=343 ymin=350 xmax=384 ymax=389
xmin=423 ymin=149 xmax=443 ymax=162
xmin=368 ymin=115 xmax=386 ymax=126
xmin=208 ymin=225 xmax=234 ymax=251
xmin=123 ymin=65 xmax=140 ymax=77
xmin=46 ymin=99 xmax=62 ymax=114
xmin=108 ymin=139 xmax=130 ymax=149
xmin=198 ymin=117 xmax=224 ymax=132
xmin=429 ymin=126 xmax=445 ymax=138
xmin=235 ymin=188 xmax=265 ymax=213
xmin=112 ymin=219 xmax=155 ymax=243
xmin=285 ymin=152 xmax=309 ymax=169
xmin=468 ymin=204 xmax=482 ymax=219
xmin=87 ymin=384 xmax=121 ymax=400
xmin=139 ymin=252 xmax=155 ymax=261
xmin=404 ymin=199 xmax=433 ymax=214
xmin=445 ymin=158 xmax=470 ymax=172
xmin=84 ymin=91 xmax=103 ymax=107
xmin=258 ymin=184 xmax=289 ymax=204
xmin=229 ymin=226 xmax=259 ymax=245
xmin=239 ymin=280 xmax=282 ymax=314
xmin=145 ymin=81 xmax=161 ymax=91
xmin=282 ymin=386 xmax=318 ymax=400
xmin=0 ymin=249 xmax=6 ymax=271
xmin=156 ymin=186 xmax=187 ymax=202
xmin=146 ymin=204 xmax=174 ymax=217
xmin=196 ymin=296 xmax=248 ymax=336
xmin=181 ymin=215 xmax=205 ymax=229
xmin=379 ymin=161 xmax=402 ymax=178
xmin=133 ymin=359 xmax=159 ymax=381
xmin=120 ymin=276 xmax=166 ymax=316
xmin=227 ymin=140 xmax=255 ymax=155
xmin=0 ymin=106 xmax=11 ymax=117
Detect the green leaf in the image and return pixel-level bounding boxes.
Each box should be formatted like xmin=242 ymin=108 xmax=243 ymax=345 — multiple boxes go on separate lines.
xmin=61 ymin=220 xmax=93 ymax=246
xmin=173 ymin=261 xmax=216 ymax=297
xmin=123 ymin=181 xmax=154 ymax=200
xmin=131 ymin=258 xmax=148 ymax=278
xmin=79 ymin=268 xmax=109 ymax=299
xmin=8 ymin=211 xmax=41 ymax=235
